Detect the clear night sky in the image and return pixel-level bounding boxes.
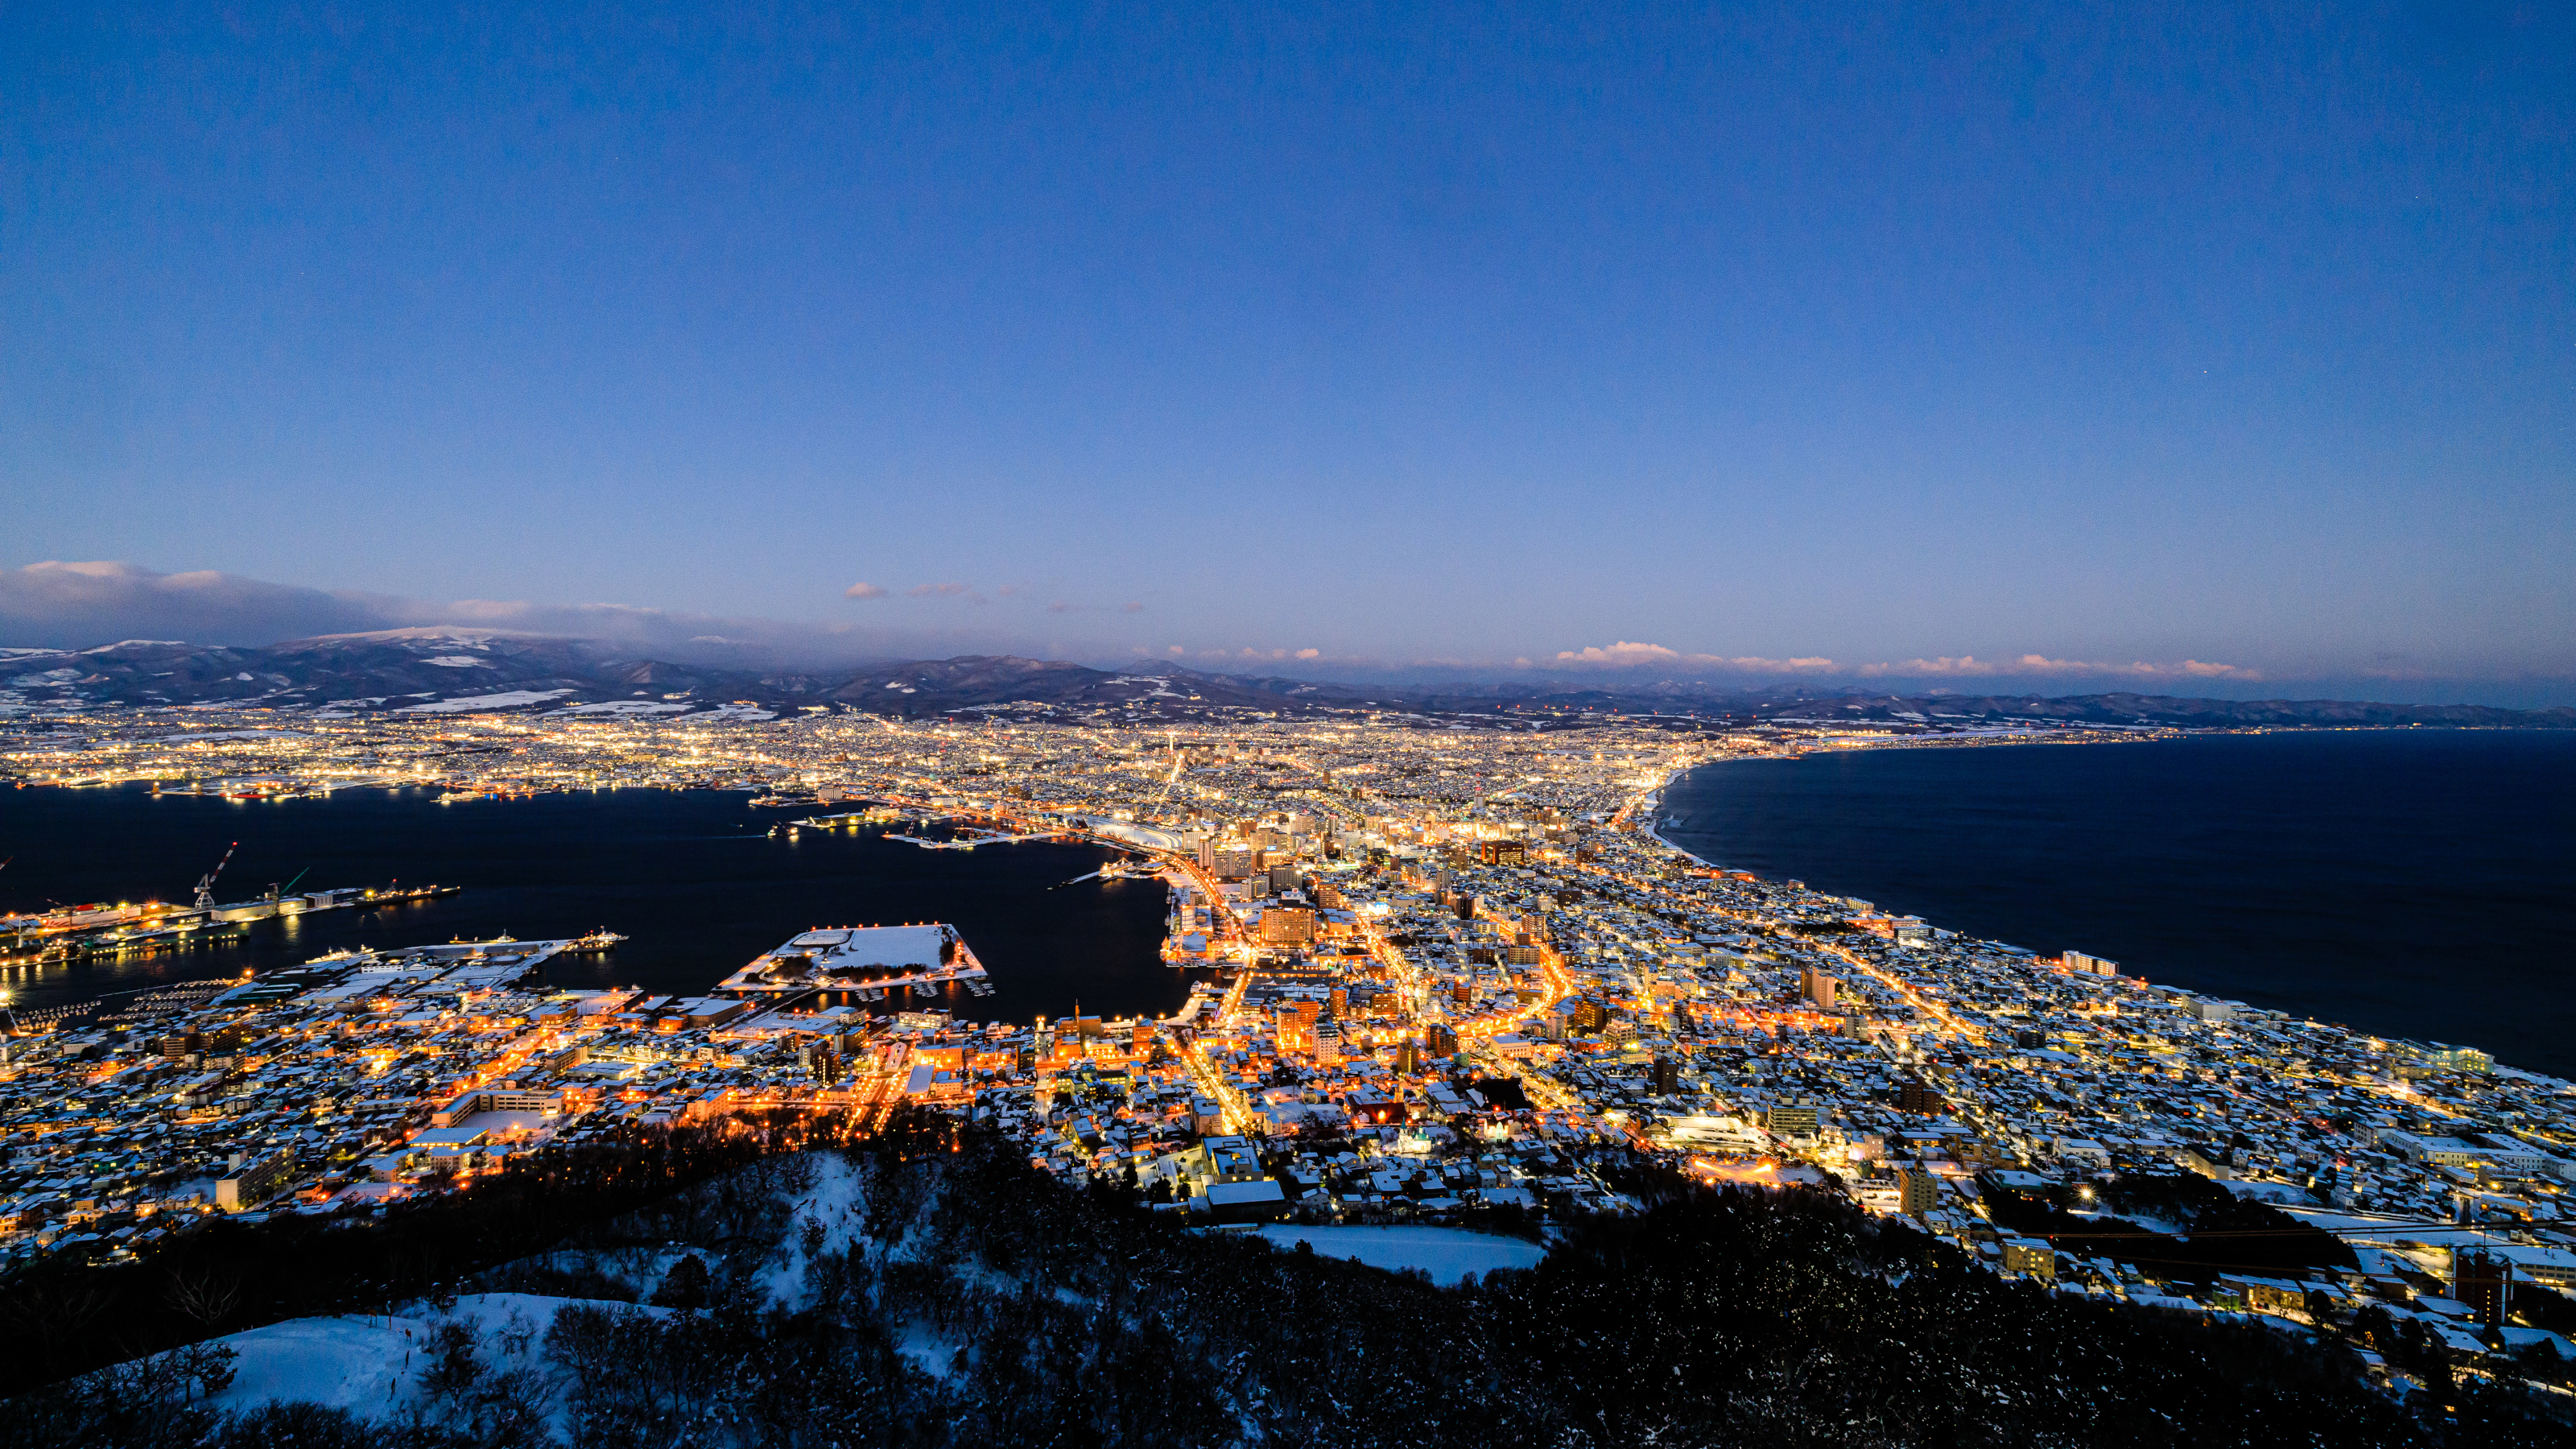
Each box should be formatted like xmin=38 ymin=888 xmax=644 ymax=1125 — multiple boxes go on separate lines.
xmin=3 ymin=4 xmax=2570 ymax=701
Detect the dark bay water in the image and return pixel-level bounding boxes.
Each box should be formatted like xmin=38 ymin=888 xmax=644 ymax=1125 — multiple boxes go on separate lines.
xmin=1662 ymin=730 xmax=2576 ymax=1080
xmin=0 ymin=786 xmax=1198 ymax=1024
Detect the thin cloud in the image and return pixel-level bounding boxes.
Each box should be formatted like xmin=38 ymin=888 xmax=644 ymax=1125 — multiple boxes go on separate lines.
xmin=844 ymin=582 xmax=888 ymax=600
xmin=2360 ymin=651 xmax=2435 ymax=682
xmin=1719 ymin=654 xmax=1837 ymax=673
xmin=1858 ymin=654 xmax=2263 ymax=681
xmin=908 ymin=582 xmax=975 ymax=599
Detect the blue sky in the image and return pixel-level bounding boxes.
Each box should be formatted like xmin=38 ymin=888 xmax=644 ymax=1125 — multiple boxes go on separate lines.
xmin=4 ymin=3 xmax=2570 ymax=701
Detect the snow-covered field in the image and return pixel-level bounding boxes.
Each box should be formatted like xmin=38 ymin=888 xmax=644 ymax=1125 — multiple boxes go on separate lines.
xmin=197 ymin=1291 xmax=663 ymax=1423
xmin=394 ymin=689 xmax=573 ymax=713
xmin=1252 ymin=1225 xmax=1546 ymax=1285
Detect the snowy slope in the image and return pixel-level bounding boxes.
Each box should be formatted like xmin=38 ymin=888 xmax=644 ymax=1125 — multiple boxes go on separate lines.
xmin=1251 ymin=1225 xmax=1546 ymax=1284
xmin=197 ymin=1292 xmax=663 ymax=1423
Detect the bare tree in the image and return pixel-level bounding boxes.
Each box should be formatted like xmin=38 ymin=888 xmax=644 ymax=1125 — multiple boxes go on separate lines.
xmin=164 ymin=1265 xmax=243 ymax=1330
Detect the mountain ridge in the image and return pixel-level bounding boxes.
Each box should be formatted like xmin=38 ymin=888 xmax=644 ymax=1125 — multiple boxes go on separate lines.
xmin=2 ymin=633 xmax=2570 ymax=729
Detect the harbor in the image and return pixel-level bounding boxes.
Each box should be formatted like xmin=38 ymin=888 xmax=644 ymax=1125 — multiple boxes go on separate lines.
xmin=0 ymin=784 xmax=1185 ymax=1027
xmin=4 ymin=882 xmax=461 ymax=968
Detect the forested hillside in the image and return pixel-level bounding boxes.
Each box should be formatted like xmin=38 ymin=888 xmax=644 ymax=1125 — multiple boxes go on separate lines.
xmin=4 ymin=1121 xmax=2567 ymax=1447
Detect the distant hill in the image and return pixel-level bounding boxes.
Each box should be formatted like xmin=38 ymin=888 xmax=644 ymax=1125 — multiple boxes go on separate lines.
xmin=2 ymin=631 xmax=2569 ymax=729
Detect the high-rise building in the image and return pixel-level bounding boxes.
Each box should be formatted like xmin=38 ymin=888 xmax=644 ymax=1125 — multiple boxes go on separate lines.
xmin=1274 ymin=1000 xmax=1319 ymax=1050
xmin=1765 ymin=1104 xmax=1820 ymax=1138
xmin=1800 ymin=966 xmax=1839 ymax=1009
xmin=2456 ymin=1249 xmax=2513 ymax=1326
xmin=215 ymin=1149 xmax=297 ymax=1212
xmin=1897 ymin=1167 xmax=1940 ymax=1217
xmin=1261 ymin=906 xmax=1315 ymax=946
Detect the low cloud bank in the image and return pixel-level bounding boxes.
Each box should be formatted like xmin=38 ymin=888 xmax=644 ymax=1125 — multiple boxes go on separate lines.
xmin=2 ymin=561 xmax=931 ymax=667
xmin=1855 ymin=654 xmax=2263 ymax=682
xmin=7 ymin=564 xmax=2561 ymax=705
xmin=1554 ymin=642 xmax=1836 ymax=672
xmin=0 ymin=561 xmax=402 ymax=647
xmin=1546 ymin=642 xmax=2259 ymax=683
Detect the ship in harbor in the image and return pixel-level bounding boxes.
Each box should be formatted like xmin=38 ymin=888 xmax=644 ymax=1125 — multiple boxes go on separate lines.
xmin=2 ymin=880 xmax=462 ymax=965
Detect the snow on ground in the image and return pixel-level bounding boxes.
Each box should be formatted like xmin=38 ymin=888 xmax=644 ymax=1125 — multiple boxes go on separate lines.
xmin=393 ymin=690 xmax=573 ymax=713
xmin=1252 ymin=1226 xmax=1546 ymax=1285
xmin=191 ymin=1292 xmax=655 ymax=1422
xmin=753 ymin=1151 xmax=870 ymax=1308
xmin=2503 ymin=1326 xmax=2576 ymax=1360
xmin=2068 ymin=1207 xmax=2191 ymax=1236
xmin=199 ymin=1311 xmax=433 ymax=1417
xmin=2223 ymin=1179 xmax=2315 ymax=1207
xmin=898 ymin=1325 xmax=958 ymax=1381
xmin=551 ymin=700 xmax=694 ymax=715
xmin=2128 ymin=1290 xmax=2211 ymax=1312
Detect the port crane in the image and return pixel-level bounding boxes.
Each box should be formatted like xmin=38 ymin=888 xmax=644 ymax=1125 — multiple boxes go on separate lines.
xmin=193 ymin=841 xmax=239 ymax=910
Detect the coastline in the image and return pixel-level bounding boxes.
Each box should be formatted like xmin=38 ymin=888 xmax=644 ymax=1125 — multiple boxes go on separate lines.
xmin=1636 ymin=733 xmax=2575 ymax=1086
xmin=0 ymin=786 xmax=1187 ymax=1026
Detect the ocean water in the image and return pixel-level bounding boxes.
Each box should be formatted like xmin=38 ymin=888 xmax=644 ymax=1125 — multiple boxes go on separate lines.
xmin=0 ymin=786 xmax=1199 ymax=1025
xmin=1661 ymin=730 xmax=2576 ymax=1079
